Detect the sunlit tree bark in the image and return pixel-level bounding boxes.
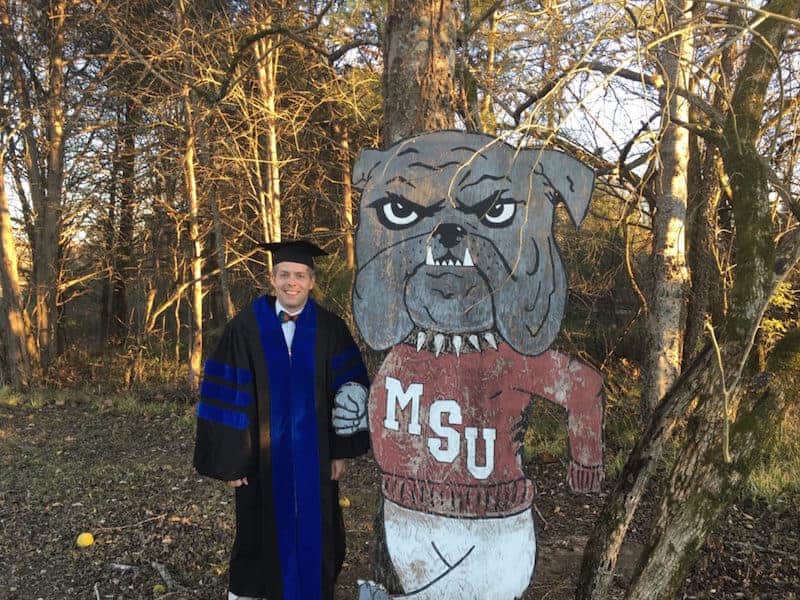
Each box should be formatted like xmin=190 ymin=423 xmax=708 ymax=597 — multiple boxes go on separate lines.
xmin=252 ymin=1 xmax=283 ymax=270
xmin=0 ymin=144 xmax=37 ymax=388
xmin=382 ymin=0 xmax=457 ymax=144
xmin=176 ymin=0 xmax=204 ymax=391
xmin=641 ymin=0 xmax=694 ymax=419
xmin=0 ymin=0 xmax=69 ymax=371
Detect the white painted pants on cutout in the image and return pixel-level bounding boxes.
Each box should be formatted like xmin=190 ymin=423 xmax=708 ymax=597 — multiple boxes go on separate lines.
xmin=383 ymin=498 xmax=536 ymax=599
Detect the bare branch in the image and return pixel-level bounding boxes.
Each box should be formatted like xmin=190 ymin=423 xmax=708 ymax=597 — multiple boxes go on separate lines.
xmin=463 ymin=0 xmax=504 ymax=38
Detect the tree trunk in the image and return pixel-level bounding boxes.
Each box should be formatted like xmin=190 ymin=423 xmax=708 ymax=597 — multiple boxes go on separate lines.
xmin=576 ymin=347 xmax=714 ymax=600
xmin=625 ymin=368 xmax=793 ymax=599
xmin=683 ymin=6 xmax=738 ymax=368
xmin=208 ymin=186 xmax=235 ymax=321
xmin=625 ymin=5 xmax=800 ymax=593
xmin=0 ymin=0 xmax=68 ymax=372
xmin=253 ymin=7 xmax=282 ymax=269
xmin=479 ymin=10 xmax=497 ymax=135
xmin=100 ymin=130 xmax=120 ymax=346
xmin=111 ymin=99 xmax=138 ymax=340
xmin=175 ymin=0 xmax=204 ymax=391
xmin=333 ymin=122 xmax=355 ymax=268
xmin=641 ymin=0 xmax=693 ymax=419
xmin=682 ymin=143 xmax=721 ymax=367
xmin=196 ymin=114 xmax=234 ymax=323
xmin=173 ymin=257 xmax=183 ymax=365
xmin=35 ymin=0 xmax=67 ymax=370
xmin=183 ymin=88 xmax=204 ymax=392
xmin=368 ymin=0 xmax=460 ymax=589
xmin=0 ymin=149 xmax=37 ymax=388
xmin=382 ymin=0 xmax=458 ymax=144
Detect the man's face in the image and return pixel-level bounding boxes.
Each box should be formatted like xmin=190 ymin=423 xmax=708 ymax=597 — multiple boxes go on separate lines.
xmin=270 ymin=261 xmax=315 ymax=311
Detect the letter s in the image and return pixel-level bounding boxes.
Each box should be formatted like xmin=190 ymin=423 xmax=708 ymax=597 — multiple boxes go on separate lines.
xmin=427 ymin=400 xmax=462 ymax=463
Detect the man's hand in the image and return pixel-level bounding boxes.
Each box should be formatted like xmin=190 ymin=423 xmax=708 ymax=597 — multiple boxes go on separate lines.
xmin=332 ymin=382 xmax=368 ymax=435
xmin=227 ymin=477 xmax=248 ymax=487
xmin=331 ymin=459 xmax=346 ymax=480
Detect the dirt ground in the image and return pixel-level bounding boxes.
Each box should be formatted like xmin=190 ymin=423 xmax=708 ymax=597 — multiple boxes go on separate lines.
xmin=1 ymin=398 xmax=797 ymax=599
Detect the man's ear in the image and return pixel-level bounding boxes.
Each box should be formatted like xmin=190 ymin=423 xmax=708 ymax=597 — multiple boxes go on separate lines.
xmin=531 ymin=149 xmax=596 ymax=227
xmin=352 ymin=149 xmax=385 ymax=193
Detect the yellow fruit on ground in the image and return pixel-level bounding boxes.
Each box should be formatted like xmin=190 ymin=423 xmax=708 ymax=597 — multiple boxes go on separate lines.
xmin=153 ymin=583 xmax=166 ymax=595
xmin=338 ymin=497 xmax=351 ymax=508
xmin=76 ymin=532 xmax=94 ymax=548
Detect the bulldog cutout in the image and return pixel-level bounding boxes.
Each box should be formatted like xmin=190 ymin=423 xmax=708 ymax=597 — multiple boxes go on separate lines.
xmin=350 ymin=131 xmax=604 ymax=600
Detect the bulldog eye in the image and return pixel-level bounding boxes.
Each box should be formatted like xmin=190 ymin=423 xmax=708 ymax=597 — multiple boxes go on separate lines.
xmin=370 ymin=195 xmax=423 ymax=229
xmin=482 ymin=200 xmax=516 ymax=227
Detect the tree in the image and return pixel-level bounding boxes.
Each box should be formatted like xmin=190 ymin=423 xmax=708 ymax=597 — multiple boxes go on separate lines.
xmin=0 ymin=0 xmax=69 ymax=371
xmin=365 ymin=0 xmax=460 ymax=588
xmin=0 ymin=123 xmax=37 ymax=388
xmin=382 ymin=0 xmax=458 ymax=143
xmin=577 ymin=2 xmax=800 ymax=598
xmin=641 ymin=0 xmax=693 ymax=419
xmin=251 ymin=0 xmax=284 ymax=265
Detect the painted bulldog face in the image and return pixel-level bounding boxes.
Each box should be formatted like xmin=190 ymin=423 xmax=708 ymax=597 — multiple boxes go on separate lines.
xmin=352 ymin=131 xmax=594 ymax=356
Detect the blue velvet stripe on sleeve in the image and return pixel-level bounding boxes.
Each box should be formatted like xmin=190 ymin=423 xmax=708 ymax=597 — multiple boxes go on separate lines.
xmin=203 ymin=359 xmax=253 ymax=386
xmin=200 ymin=379 xmax=253 ymax=407
xmin=332 ymin=361 xmax=369 ymax=391
xmin=197 ymin=402 xmax=250 ymax=430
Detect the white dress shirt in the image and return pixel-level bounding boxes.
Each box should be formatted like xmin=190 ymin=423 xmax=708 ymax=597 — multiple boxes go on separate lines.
xmin=275 ymin=299 xmax=304 ymax=354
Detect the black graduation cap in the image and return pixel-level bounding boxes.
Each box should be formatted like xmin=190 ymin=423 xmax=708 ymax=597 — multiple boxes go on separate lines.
xmin=259 ymin=239 xmax=328 ymax=268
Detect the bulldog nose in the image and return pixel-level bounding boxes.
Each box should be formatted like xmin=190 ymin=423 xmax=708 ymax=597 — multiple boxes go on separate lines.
xmin=433 ymin=223 xmax=465 ymax=249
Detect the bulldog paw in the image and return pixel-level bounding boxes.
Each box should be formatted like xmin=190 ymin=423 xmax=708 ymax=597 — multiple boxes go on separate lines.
xmin=357 ymin=579 xmax=391 ymax=600
xmin=567 ymin=461 xmax=604 ymax=493
xmin=333 ymin=382 xmax=369 ymax=435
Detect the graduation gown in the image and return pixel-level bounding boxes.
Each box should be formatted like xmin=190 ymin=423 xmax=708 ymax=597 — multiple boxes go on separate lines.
xmin=193 ymin=295 xmax=370 ymax=600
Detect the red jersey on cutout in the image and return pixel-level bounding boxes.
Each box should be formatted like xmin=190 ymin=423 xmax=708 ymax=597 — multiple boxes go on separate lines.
xmin=369 ymin=342 xmax=604 ymax=518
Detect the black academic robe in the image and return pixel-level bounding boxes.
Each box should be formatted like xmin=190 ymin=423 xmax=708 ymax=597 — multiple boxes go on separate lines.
xmin=193 ymin=295 xmax=370 ymax=600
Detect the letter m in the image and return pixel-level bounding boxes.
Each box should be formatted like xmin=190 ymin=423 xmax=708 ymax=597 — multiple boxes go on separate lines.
xmin=384 ymin=376 xmax=422 ymax=435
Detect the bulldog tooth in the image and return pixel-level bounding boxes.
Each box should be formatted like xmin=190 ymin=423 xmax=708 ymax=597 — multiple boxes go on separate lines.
xmin=484 ymin=332 xmax=498 ymax=350
xmin=416 ymin=331 xmax=427 ymax=352
xmin=468 ymin=334 xmax=480 ymax=350
xmin=433 ymin=334 xmax=445 ymax=357
xmin=454 ymin=259 xmax=462 ymax=266
xmin=426 ymin=247 xmax=435 ymax=266
xmin=453 ymin=335 xmax=462 ymax=356
xmin=463 ymin=248 xmax=474 ymax=267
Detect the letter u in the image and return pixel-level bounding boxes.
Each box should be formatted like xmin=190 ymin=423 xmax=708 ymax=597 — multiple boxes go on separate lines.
xmin=464 ymin=427 xmax=496 ymax=479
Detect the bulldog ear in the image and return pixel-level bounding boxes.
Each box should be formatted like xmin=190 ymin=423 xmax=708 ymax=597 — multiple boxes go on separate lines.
xmin=352 ymin=149 xmax=385 ymax=193
xmin=532 ymin=150 xmax=596 ymax=227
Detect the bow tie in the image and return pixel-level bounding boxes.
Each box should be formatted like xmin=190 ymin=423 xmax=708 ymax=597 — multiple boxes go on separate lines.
xmin=278 ymin=310 xmax=299 ymax=323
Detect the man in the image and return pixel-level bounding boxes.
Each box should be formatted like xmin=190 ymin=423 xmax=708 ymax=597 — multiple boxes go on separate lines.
xmin=194 ymin=240 xmax=370 ymax=600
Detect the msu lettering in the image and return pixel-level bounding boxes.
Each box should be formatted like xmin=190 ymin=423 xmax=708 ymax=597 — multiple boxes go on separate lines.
xmin=383 ymin=376 xmax=497 ymax=480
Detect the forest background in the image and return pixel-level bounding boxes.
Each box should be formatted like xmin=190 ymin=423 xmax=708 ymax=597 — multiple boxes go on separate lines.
xmin=0 ymin=1 xmax=799 ymax=599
